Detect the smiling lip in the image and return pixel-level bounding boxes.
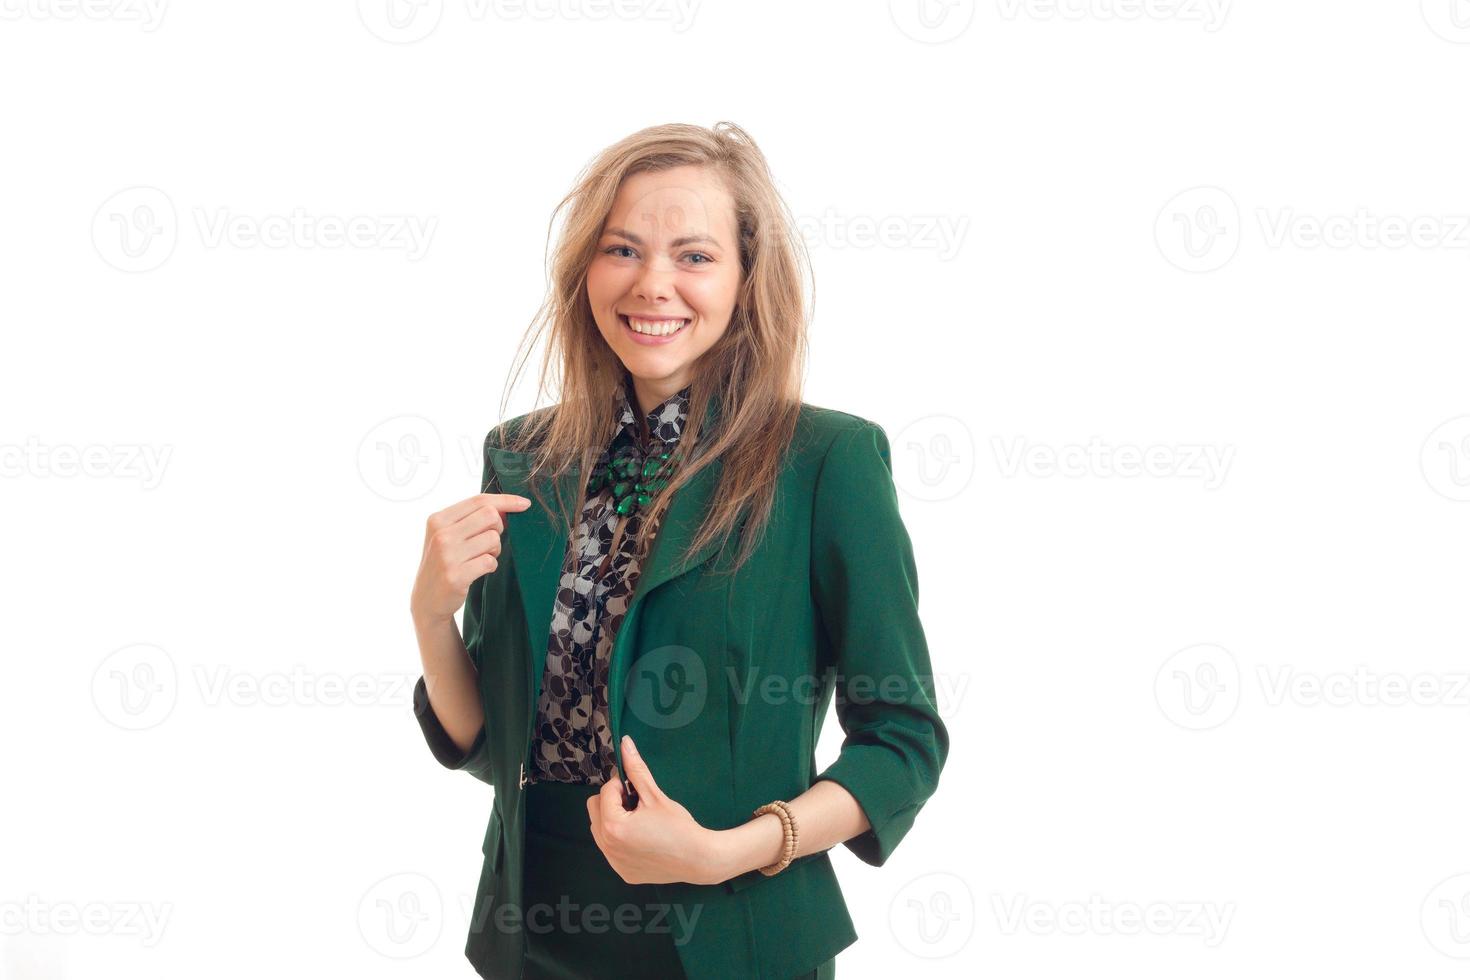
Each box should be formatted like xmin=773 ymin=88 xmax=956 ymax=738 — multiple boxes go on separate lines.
xmin=619 ymin=313 xmax=690 ymax=345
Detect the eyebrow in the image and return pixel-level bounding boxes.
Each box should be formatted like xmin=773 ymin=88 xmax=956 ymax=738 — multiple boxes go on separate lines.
xmin=603 ymin=226 xmax=722 ymax=250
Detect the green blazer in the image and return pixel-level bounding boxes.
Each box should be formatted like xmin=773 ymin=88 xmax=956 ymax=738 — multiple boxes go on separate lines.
xmin=413 ymin=399 xmax=949 ymax=979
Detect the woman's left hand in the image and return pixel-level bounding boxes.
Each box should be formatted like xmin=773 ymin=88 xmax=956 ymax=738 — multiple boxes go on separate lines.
xmin=587 ymin=734 xmax=724 ymax=886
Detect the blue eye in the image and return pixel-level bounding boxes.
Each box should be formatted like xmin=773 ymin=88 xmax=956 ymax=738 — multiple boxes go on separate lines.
xmin=685 ymin=253 xmax=713 ymax=264
xmin=606 ymin=245 xmax=636 ymax=258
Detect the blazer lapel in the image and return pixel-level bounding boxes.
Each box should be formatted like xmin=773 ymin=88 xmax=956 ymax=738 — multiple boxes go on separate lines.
xmin=484 ymin=396 xmax=729 ymax=705
xmin=483 ymin=448 xmax=577 ymax=708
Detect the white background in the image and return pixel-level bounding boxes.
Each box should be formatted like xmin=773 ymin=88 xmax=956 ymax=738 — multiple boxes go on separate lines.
xmin=4 ymin=1 xmax=1470 ymax=977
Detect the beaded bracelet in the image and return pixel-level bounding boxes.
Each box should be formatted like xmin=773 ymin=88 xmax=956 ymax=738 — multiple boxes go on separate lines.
xmin=752 ymin=800 xmax=799 ymax=876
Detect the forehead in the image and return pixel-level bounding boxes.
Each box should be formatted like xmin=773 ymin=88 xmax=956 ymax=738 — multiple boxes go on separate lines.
xmin=603 ymin=165 xmax=736 ymax=239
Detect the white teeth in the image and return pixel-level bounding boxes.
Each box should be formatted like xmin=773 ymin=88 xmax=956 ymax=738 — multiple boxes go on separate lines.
xmin=626 ymin=317 xmax=688 ymax=336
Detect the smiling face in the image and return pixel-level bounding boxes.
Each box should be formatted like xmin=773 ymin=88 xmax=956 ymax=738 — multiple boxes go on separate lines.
xmin=586 ymin=165 xmax=742 ymax=416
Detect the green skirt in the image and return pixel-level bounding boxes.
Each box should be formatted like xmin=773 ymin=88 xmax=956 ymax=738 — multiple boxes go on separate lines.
xmin=520 ymin=778 xmax=835 ymax=980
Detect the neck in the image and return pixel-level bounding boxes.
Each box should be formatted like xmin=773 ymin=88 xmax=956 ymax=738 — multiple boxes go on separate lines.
xmin=629 ymin=373 xmax=688 ymax=420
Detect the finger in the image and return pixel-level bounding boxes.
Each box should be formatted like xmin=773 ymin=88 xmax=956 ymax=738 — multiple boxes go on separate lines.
xmin=489 ymin=492 xmax=534 ymax=512
xmin=439 ymin=492 xmax=518 ymax=525
xmin=453 ymin=494 xmax=532 ymax=535
xmin=585 ymin=810 xmax=621 ymax=877
xmin=586 ymin=793 xmax=601 ymax=841
xmin=435 ymin=495 xmax=487 ymax=525
xmin=591 ymin=780 xmax=627 ymax=851
xmin=424 ymin=493 xmax=527 ymax=547
xmin=448 ymin=527 xmax=501 ymax=565
xmin=455 ymin=552 xmax=498 ymax=581
xmin=593 ymin=774 xmax=626 ymax=826
xmin=618 ymin=735 xmax=663 ymax=803
xmin=586 ymin=799 xmax=617 ymax=865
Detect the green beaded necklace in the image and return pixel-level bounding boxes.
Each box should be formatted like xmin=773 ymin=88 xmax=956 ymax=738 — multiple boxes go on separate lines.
xmin=587 ymin=378 xmax=691 ymax=517
xmin=586 ymin=440 xmax=680 ymax=516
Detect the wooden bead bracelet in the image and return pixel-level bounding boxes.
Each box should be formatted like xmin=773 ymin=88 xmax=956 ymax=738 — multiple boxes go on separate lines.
xmin=752 ymin=800 xmax=799 ymax=876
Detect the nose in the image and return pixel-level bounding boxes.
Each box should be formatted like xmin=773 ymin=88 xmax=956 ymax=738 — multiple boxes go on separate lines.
xmin=632 ymin=254 xmax=675 ymax=304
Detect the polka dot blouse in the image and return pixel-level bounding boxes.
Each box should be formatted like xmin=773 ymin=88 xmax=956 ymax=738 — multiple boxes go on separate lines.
xmin=525 ymin=376 xmax=693 ymax=785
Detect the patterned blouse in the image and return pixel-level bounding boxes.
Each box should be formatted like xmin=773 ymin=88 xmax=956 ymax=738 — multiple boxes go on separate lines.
xmin=525 ymin=376 xmax=692 ymax=786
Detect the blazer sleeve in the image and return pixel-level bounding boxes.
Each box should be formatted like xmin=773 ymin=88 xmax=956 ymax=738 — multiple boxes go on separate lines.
xmin=810 ymin=421 xmax=949 ymax=867
xmin=411 ymin=429 xmax=498 ymax=786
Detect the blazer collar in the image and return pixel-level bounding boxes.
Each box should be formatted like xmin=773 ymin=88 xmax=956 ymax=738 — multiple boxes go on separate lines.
xmin=485 ymin=394 xmax=728 ymax=672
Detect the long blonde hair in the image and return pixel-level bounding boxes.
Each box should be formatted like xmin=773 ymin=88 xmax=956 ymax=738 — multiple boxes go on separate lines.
xmin=495 ymin=121 xmax=812 ymax=575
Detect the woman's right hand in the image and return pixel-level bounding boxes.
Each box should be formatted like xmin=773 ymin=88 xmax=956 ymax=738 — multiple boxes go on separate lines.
xmin=411 ymin=492 xmax=532 ymax=625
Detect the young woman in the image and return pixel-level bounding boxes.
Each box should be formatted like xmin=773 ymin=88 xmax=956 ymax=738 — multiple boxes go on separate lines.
xmin=410 ymin=122 xmax=948 ymax=980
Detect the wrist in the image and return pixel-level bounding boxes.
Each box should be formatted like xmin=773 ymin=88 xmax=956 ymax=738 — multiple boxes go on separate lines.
xmin=412 ymin=606 xmax=456 ymax=633
xmin=703 ymin=814 xmax=785 ymax=885
xmin=694 ymin=827 xmax=736 ymax=886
